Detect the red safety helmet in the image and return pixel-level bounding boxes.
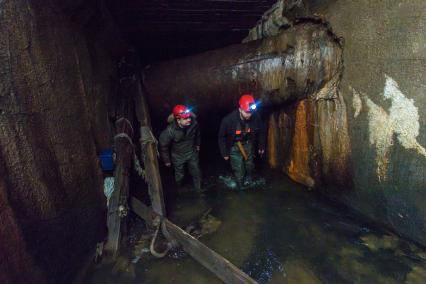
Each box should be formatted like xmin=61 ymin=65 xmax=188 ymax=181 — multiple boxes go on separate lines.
xmin=239 ymin=94 xmax=256 ymax=112
xmin=173 ymin=105 xmax=192 ymax=119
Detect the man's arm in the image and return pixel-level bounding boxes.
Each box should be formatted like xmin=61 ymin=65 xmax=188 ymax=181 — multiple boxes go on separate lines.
xmin=159 ymin=128 xmax=173 ymax=165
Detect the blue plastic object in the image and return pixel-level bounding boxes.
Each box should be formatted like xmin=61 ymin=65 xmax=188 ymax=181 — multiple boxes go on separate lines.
xmin=99 ymin=149 xmax=115 ymax=171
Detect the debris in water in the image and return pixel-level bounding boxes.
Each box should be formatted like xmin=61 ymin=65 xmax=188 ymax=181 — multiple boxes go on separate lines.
xmin=131 ymin=233 xmax=155 ymax=263
xmin=360 ymin=234 xmax=400 ymax=251
xmin=112 ymin=256 xmax=136 ymax=281
xmin=219 ymin=175 xmax=266 ymax=190
xmin=281 ymin=259 xmax=322 ymax=284
xmin=185 ymin=208 xmax=222 ymax=238
xmin=405 ymin=265 xmax=426 ymax=284
xmin=200 ymin=214 xmax=222 ymax=236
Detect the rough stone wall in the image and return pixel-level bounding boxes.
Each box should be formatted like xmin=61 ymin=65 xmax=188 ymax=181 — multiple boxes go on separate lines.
xmin=305 ymin=0 xmax=426 ymax=245
xmin=0 ymin=0 xmax=126 ymax=282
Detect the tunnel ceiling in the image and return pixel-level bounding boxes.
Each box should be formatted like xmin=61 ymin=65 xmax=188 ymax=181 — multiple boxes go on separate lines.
xmin=105 ymin=0 xmax=277 ymax=63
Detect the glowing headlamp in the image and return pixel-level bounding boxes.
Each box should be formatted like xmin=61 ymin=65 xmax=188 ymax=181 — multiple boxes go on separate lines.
xmin=249 ymin=103 xmax=257 ymax=111
xmin=178 ymin=108 xmax=192 ymax=118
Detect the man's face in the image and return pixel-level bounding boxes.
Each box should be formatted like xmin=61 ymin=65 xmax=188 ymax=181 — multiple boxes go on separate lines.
xmin=177 ymin=116 xmax=192 ymax=127
xmin=239 ymin=108 xmax=253 ymax=120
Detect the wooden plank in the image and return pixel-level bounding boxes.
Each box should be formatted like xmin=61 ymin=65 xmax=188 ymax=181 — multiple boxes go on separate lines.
xmin=133 ymin=79 xmax=166 ymax=216
xmin=130 ymin=196 xmax=157 ymax=225
xmin=130 ymin=197 xmax=258 ymax=284
xmin=104 ymin=119 xmax=134 ymax=258
xmin=140 ymin=127 xmax=166 ymax=216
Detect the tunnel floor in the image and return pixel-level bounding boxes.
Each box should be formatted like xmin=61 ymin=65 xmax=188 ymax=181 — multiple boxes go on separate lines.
xmin=87 ymin=160 xmax=426 ymax=284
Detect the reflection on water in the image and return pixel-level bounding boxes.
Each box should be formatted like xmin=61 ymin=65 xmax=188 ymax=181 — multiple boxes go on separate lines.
xmin=87 ymin=170 xmax=426 ymax=284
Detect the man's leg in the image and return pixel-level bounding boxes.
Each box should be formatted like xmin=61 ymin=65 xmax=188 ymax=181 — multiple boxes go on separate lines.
xmin=188 ymin=151 xmax=202 ymax=191
xmin=243 ymin=143 xmax=255 ymax=184
xmin=172 ymin=158 xmax=185 ymax=187
xmin=230 ymin=146 xmax=245 ymax=189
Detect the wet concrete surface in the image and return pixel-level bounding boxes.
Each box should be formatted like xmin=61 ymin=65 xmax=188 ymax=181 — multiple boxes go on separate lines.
xmin=87 ymin=164 xmax=426 ymax=283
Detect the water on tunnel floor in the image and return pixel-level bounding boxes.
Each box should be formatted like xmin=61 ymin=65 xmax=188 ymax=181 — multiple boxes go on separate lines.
xmin=87 ymin=165 xmax=426 ymax=284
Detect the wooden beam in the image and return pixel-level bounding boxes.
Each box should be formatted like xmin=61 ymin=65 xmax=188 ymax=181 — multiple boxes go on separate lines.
xmin=104 ymin=118 xmax=134 ymax=258
xmin=133 ymin=77 xmax=166 ymax=216
xmin=130 ymin=197 xmax=258 ymax=284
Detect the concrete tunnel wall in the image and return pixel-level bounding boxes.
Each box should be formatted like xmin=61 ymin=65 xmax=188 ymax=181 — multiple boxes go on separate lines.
xmin=0 ymin=0 xmax=138 ymax=282
xmin=262 ymin=0 xmax=426 ymax=246
xmin=302 ymin=0 xmax=426 ymax=246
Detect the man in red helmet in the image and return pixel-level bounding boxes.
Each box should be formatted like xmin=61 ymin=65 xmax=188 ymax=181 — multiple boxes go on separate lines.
xmin=218 ymin=94 xmax=265 ymax=189
xmin=159 ymin=105 xmax=202 ymax=192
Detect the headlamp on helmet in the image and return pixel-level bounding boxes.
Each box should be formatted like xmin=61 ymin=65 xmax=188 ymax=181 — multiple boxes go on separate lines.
xmin=249 ymin=102 xmax=257 ymax=111
xmin=239 ymin=94 xmax=257 ymax=113
xmin=173 ymin=105 xmax=192 ymax=119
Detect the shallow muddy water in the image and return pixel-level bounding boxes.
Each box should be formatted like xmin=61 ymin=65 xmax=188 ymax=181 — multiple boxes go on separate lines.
xmin=87 ymin=166 xmax=426 ymax=284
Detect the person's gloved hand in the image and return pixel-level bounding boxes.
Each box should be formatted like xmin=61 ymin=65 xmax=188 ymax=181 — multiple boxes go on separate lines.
xmin=258 ymin=149 xmax=265 ymax=157
xmin=165 ymin=162 xmax=171 ymax=167
xmin=196 ymin=146 xmax=200 ymax=151
xmin=224 ymin=156 xmax=229 ymax=161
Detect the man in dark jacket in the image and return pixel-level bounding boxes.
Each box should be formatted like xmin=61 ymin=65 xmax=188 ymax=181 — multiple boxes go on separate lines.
xmin=218 ymin=94 xmax=265 ymax=189
xmin=159 ymin=105 xmax=202 ymax=191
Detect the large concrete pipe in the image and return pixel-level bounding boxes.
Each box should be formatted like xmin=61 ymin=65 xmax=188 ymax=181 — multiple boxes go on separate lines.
xmin=142 ymin=23 xmax=342 ymax=117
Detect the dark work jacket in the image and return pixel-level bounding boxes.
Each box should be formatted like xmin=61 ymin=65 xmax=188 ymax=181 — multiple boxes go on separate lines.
xmin=159 ymin=114 xmax=201 ymax=164
xmin=218 ymin=110 xmax=265 ymax=158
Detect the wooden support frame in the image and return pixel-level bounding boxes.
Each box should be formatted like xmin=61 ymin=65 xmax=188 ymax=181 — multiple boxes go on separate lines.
xmin=104 ymin=118 xmax=134 ymax=258
xmin=130 ymin=197 xmax=258 ymax=284
xmin=134 ymin=79 xmax=166 ymax=216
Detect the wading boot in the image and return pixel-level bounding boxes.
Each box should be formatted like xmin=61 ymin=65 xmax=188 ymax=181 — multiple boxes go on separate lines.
xmin=243 ymin=175 xmax=253 ymax=187
xmin=192 ymin=180 xmax=206 ymax=197
xmin=235 ymin=179 xmax=244 ymax=191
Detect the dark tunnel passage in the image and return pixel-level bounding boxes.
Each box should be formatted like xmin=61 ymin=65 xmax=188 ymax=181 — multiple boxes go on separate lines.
xmin=1 ymin=0 xmax=426 ymax=283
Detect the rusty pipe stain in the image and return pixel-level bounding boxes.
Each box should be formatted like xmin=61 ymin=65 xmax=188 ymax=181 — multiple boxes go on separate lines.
xmin=142 ymin=23 xmax=342 ymax=116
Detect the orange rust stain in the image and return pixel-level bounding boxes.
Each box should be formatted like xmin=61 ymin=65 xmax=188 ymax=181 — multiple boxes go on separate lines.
xmin=287 ymin=100 xmax=315 ymax=187
xmin=267 ymin=113 xmax=278 ymax=168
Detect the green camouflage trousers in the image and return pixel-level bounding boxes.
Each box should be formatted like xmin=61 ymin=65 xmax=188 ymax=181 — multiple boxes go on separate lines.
xmin=172 ymin=150 xmax=201 ymax=190
xmin=230 ymin=142 xmax=254 ymax=186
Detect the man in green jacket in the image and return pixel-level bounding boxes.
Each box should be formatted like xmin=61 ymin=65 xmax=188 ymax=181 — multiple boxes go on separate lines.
xmin=159 ymin=105 xmax=202 ymax=192
xmin=218 ymin=94 xmax=265 ymax=189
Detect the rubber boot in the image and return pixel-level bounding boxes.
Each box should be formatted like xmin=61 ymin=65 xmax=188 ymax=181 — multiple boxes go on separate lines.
xmin=243 ymin=175 xmax=253 ymax=187
xmin=193 ymin=178 xmax=205 ymax=193
xmin=235 ymin=178 xmax=244 ymax=191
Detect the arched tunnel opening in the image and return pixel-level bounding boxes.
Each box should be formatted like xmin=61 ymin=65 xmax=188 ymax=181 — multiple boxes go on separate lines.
xmin=1 ymin=0 xmax=426 ymax=283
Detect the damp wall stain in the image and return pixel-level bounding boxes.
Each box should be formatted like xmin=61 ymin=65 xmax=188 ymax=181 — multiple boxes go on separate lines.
xmin=266 ymin=92 xmax=351 ymax=190
xmin=305 ymin=0 xmax=426 ymax=245
xmin=350 ymin=75 xmax=425 ymax=182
